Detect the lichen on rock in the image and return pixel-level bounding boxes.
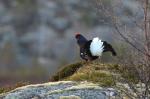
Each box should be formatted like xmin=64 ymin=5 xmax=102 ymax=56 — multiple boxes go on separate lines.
xmin=0 ymin=81 xmax=118 ymax=99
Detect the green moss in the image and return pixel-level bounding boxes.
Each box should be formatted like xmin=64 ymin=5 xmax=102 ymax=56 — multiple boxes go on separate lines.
xmin=91 ymin=71 xmax=115 ymax=86
xmin=67 ymin=73 xmax=88 ymax=81
xmin=68 ymin=71 xmax=115 ymax=87
xmin=50 ymin=62 xmax=84 ymax=81
xmin=51 ymin=62 xmax=139 ymax=87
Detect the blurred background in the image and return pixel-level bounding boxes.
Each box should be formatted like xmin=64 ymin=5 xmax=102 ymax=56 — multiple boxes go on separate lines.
xmin=0 ymin=0 xmax=143 ymax=87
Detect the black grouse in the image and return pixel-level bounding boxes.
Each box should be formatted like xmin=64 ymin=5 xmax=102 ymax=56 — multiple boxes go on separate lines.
xmin=75 ymin=33 xmax=117 ymax=61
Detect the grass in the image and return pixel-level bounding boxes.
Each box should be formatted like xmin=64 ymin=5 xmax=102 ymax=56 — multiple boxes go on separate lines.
xmin=66 ymin=62 xmax=115 ymax=87
xmin=51 ymin=61 xmax=139 ymax=87
xmin=68 ymin=71 xmax=115 ymax=87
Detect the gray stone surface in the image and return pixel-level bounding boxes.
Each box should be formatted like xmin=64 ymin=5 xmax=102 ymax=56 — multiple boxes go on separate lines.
xmin=0 ymin=81 xmax=118 ymax=99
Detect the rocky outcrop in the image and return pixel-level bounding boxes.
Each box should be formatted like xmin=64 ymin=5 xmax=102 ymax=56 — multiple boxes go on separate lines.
xmin=0 ymin=81 xmax=118 ymax=99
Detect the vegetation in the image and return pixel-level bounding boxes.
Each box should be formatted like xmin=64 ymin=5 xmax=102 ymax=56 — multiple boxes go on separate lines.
xmin=50 ymin=62 xmax=85 ymax=81
xmin=92 ymin=0 xmax=150 ymax=98
xmin=0 ymin=61 xmax=140 ymax=94
xmin=51 ymin=61 xmax=139 ymax=87
xmin=68 ymin=71 xmax=114 ymax=87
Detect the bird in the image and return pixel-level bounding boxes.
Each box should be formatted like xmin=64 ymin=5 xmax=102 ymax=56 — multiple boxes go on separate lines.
xmin=75 ymin=33 xmax=117 ymax=61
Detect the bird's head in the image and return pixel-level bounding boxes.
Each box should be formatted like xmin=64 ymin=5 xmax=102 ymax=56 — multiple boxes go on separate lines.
xmin=75 ymin=32 xmax=81 ymax=39
xmin=75 ymin=32 xmax=88 ymax=47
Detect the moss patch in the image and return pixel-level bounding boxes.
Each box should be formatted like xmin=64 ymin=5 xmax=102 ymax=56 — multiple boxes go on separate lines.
xmin=51 ymin=61 xmax=139 ymax=87
xmin=68 ymin=71 xmax=115 ymax=87
xmin=50 ymin=62 xmax=85 ymax=81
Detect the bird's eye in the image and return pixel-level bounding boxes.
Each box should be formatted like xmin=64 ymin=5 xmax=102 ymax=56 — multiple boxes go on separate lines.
xmin=81 ymin=53 xmax=83 ymax=55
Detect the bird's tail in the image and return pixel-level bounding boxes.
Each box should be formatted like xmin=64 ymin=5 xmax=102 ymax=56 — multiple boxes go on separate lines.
xmin=103 ymin=41 xmax=117 ymax=56
xmin=111 ymin=48 xmax=117 ymax=56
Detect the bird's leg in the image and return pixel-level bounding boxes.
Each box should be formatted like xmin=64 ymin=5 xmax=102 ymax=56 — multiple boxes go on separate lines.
xmin=100 ymin=57 xmax=105 ymax=65
xmin=86 ymin=59 xmax=91 ymax=64
xmin=85 ymin=59 xmax=90 ymax=64
xmin=98 ymin=57 xmax=103 ymax=64
xmin=84 ymin=54 xmax=91 ymax=63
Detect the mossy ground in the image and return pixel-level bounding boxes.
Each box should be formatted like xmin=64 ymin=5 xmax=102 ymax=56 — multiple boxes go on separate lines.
xmin=50 ymin=62 xmax=85 ymax=81
xmin=1 ymin=61 xmax=139 ymax=94
xmin=51 ymin=61 xmax=139 ymax=87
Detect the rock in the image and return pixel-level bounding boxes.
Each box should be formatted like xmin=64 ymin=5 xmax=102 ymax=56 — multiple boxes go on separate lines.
xmin=60 ymin=95 xmax=81 ymax=99
xmin=0 ymin=81 xmax=118 ymax=99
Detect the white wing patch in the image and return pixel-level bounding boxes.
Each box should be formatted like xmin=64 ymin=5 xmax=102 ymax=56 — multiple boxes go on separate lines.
xmin=90 ymin=37 xmax=104 ymax=56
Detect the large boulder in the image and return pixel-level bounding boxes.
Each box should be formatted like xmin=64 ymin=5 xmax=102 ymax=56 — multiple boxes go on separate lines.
xmin=0 ymin=81 xmax=117 ymax=99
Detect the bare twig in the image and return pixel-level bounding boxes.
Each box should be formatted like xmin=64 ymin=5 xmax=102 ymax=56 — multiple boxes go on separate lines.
xmin=92 ymin=0 xmax=150 ymax=98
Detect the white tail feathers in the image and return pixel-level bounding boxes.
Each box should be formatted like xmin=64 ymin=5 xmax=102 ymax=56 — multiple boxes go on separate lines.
xmin=90 ymin=37 xmax=104 ymax=56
